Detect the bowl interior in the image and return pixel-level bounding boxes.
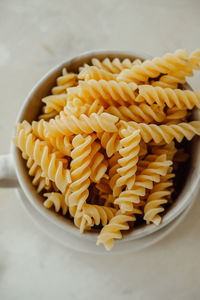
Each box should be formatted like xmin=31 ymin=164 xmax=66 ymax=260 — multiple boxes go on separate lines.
xmin=11 ymin=50 xmax=200 ymax=242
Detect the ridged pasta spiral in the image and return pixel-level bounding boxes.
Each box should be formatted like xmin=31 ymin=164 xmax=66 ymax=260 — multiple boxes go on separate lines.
xmin=128 ymin=121 xmax=200 ymax=143
xmin=74 ymin=203 xmax=117 ymax=233
xmin=41 ymin=94 xmax=67 ymax=114
xmin=47 ymin=111 xmax=119 ymax=137
xmin=67 ymin=134 xmax=95 ymax=215
xmin=22 ymin=153 xmax=52 ymax=193
xmin=116 ymin=128 xmax=140 ymax=190
xmin=97 ymin=132 xmax=120 ymax=157
xmin=114 ymin=154 xmax=172 ymax=213
xmin=144 ymin=170 xmax=175 ymax=225
xmin=14 ymin=123 xmax=71 ymax=193
xmin=163 ymin=107 xmax=187 ymax=124
xmin=69 ymin=80 xmax=138 ymax=106
xmin=91 ymin=57 xmax=142 ymax=74
xmin=117 ymin=49 xmax=190 ymax=83
xmin=96 ymin=214 xmax=136 ymax=251
xmin=152 ymin=50 xmax=200 ymax=88
xmin=78 ymin=66 xmax=116 ymax=81
xmin=106 ymin=103 xmax=165 ymax=123
xmin=43 ymin=192 xmax=68 ymax=215
xmin=32 ymin=119 xmax=72 ymax=156
xmin=52 ymin=67 xmax=77 ymax=95
xmin=65 ymin=98 xmax=104 ymax=117
xmin=137 ymin=85 xmax=200 ymax=109
xmin=108 ymin=153 xmax=122 ymax=197
xmin=89 ymin=141 xmax=108 ymax=183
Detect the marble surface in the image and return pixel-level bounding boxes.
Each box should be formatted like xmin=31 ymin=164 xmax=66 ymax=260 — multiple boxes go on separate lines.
xmin=0 ymin=0 xmax=200 ymax=299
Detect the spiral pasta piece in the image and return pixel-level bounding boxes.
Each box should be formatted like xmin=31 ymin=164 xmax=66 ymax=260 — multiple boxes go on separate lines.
xmin=97 ymin=131 xmax=120 ymax=157
xmin=78 ymin=66 xmax=116 ymax=81
xmin=114 ymin=154 xmax=172 ymax=213
xmin=96 ymin=214 xmax=136 ymax=251
xmin=108 ymin=152 xmax=122 ymax=197
xmin=14 ymin=122 xmax=71 ymax=193
xmin=128 ymin=121 xmax=200 ymax=143
xmin=43 ymin=192 xmax=68 ymax=215
xmin=69 ymin=80 xmax=138 ymax=106
xmin=52 ymin=67 xmax=77 ymax=95
xmin=137 ymin=85 xmax=200 ymax=109
xmin=22 ymin=153 xmax=52 ymax=193
xmin=117 ymin=49 xmax=190 ymax=83
xmin=65 ymin=98 xmax=104 ymax=117
xmin=117 ymin=128 xmax=140 ymax=190
xmin=144 ymin=171 xmax=175 ymax=225
xmin=47 ymin=111 xmax=119 ymax=137
xmin=68 ymin=134 xmax=95 ymax=214
xmin=153 ymin=50 xmax=200 ymax=88
xmin=91 ymin=57 xmax=142 ymax=74
xmin=163 ymin=107 xmax=188 ymax=124
xmin=32 ymin=119 xmax=72 ymax=156
xmin=74 ymin=203 xmax=117 ymax=233
xmin=41 ymin=94 xmax=67 ymax=114
xmin=89 ymin=141 xmax=108 ymax=183
xmin=106 ymin=103 xmax=165 ymax=123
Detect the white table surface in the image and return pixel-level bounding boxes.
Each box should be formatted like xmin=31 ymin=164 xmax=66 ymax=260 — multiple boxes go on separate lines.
xmin=1 ymin=0 xmax=200 ymax=299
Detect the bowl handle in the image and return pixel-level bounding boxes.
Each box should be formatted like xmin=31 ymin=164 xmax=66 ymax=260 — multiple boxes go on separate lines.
xmin=0 ymin=154 xmax=19 ymax=188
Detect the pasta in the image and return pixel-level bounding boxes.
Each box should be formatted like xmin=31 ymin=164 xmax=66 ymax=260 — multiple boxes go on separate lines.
xmin=96 ymin=214 xmax=136 ymax=251
xmin=67 ymin=134 xmax=95 ymax=215
xmin=128 ymin=121 xmax=200 ymax=143
xmin=74 ymin=203 xmax=117 ymax=233
xmin=97 ymin=132 xmax=120 ymax=157
xmin=117 ymin=127 xmax=140 ymax=190
xmin=43 ymin=192 xmax=68 ymax=215
xmin=91 ymin=57 xmax=142 ymax=73
xmin=14 ymin=49 xmax=200 ymax=251
xmin=47 ymin=111 xmax=119 ymax=136
xmin=114 ymin=154 xmax=172 ymax=213
xmin=14 ymin=121 xmax=71 ymax=193
xmin=137 ymin=85 xmax=200 ymax=109
xmin=106 ymin=103 xmax=165 ymax=123
xmin=144 ymin=169 xmax=175 ymax=225
xmin=117 ymin=49 xmax=190 ymax=83
xmin=69 ymin=80 xmax=138 ymax=106
xmin=51 ymin=67 xmax=77 ymax=95
xmin=78 ymin=66 xmax=116 ymax=81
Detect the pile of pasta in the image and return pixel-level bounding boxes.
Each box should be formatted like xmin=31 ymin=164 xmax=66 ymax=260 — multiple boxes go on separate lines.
xmin=14 ymin=49 xmax=200 ymax=250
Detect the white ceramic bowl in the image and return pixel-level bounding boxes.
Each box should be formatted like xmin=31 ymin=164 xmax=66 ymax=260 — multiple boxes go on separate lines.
xmin=1 ymin=50 xmax=200 ymax=253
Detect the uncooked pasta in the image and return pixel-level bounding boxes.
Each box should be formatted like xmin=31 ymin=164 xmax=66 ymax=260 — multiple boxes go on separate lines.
xmin=14 ymin=49 xmax=200 ymax=251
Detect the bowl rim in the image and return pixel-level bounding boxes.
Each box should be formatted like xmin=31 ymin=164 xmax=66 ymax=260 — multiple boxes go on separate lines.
xmin=11 ymin=49 xmax=200 ymax=243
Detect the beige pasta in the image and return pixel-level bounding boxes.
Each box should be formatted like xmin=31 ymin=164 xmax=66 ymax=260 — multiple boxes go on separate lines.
xmin=14 ymin=122 xmax=71 ymax=193
xmin=67 ymin=134 xmax=95 ymax=215
xmin=69 ymin=80 xmax=138 ymax=106
xmin=97 ymin=131 xmax=120 ymax=157
xmin=137 ymin=85 xmax=200 ymax=109
xmin=52 ymin=67 xmax=77 ymax=95
xmin=106 ymin=103 xmax=165 ymax=123
xmin=144 ymin=170 xmax=175 ymax=225
xmin=91 ymin=57 xmax=142 ymax=74
xmin=96 ymin=214 xmax=136 ymax=251
xmin=117 ymin=49 xmax=190 ymax=83
xmin=114 ymin=154 xmax=172 ymax=213
xmin=47 ymin=111 xmax=119 ymax=137
xmin=43 ymin=192 xmax=68 ymax=215
xmin=116 ymin=127 xmax=140 ymax=190
xmin=14 ymin=49 xmax=200 ymax=251
xmin=74 ymin=203 xmax=117 ymax=233
xmin=128 ymin=121 xmax=200 ymax=143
